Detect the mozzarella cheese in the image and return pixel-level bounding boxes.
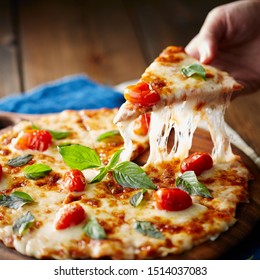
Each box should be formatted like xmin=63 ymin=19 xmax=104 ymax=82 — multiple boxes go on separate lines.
xmin=0 ymin=109 xmax=251 ymax=260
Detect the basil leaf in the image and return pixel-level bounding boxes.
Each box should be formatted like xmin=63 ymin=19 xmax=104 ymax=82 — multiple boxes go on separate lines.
xmin=31 ymin=124 xmax=69 ymax=140
xmin=58 ymin=142 xmax=71 ymax=147
xmin=91 ymin=167 xmax=108 ymax=183
xmin=84 ymin=218 xmax=107 ymax=240
xmin=129 ymin=189 xmax=146 ymax=207
xmin=48 ymin=130 xmax=70 ymax=140
xmin=24 ymin=163 xmax=52 ymax=180
xmin=58 ymin=144 xmax=101 ymax=170
xmin=113 ymin=161 xmax=156 ymax=190
xmin=90 ymin=149 xmax=123 ymax=183
xmin=97 ymin=130 xmax=120 ymax=141
xmin=181 ymin=63 xmax=206 ymax=80
xmin=31 ymin=124 xmax=40 ymax=130
xmin=134 ymin=220 xmax=164 ymax=239
xmin=11 ymin=191 xmax=34 ymax=201
xmin=7 ymin=154 xmax=33 ymax=167
xmin=176 ymin=171 xmax=212 ymax=198
xmin=12 ymin=211 xmax=35 ymax=236
xmin=0 ymin=191 xmax=34 ymax=209
xmin=106 ymin=149 xmax=123 ymax=170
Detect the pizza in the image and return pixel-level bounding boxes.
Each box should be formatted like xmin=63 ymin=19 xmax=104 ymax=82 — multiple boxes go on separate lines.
xmin=114 ymin=46 xmax=242 ymax=164
xmin=0 ymin=46 xmax=252 ymax=260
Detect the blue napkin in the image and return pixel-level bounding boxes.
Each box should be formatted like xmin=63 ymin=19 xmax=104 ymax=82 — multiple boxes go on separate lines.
xmin=0 ymin=74 xmax=125 ymax=114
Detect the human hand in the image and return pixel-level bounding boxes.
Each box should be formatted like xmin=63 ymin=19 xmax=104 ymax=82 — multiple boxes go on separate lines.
xmin=185 ymin=0 xmax=260 ymax=94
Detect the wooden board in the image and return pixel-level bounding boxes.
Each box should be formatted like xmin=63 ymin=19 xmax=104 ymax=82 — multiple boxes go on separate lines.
xmin=0 ymin=112 xmax=259 ymax=260
xmin=0 ymin=0 xmax=21 ymax=97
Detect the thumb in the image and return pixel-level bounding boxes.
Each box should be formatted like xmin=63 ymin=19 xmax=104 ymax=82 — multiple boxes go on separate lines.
xmin=198 ymin=38 xmax=217 ymax=64
xmin=185 ymin=36 xmax=216 ymax=64
xmin=186 ymin=7 xmax=225 ymax=64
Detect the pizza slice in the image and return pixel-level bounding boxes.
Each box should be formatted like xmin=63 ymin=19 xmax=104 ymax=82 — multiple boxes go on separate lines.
xmin=114 ymin=46 xmax=243 ymax=164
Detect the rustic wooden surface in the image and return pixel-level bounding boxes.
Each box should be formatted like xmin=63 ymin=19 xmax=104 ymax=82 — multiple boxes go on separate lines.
xmin=0 ymin=0 xmax=259 ymax=259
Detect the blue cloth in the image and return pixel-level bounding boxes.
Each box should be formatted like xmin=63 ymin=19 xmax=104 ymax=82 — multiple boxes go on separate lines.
xmin=0 ymin=75 xmax=125 ymax=114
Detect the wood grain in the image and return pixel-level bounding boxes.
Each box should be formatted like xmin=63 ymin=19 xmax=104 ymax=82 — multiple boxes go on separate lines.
xmin=0 ymin=0 xmax=21 ymax=97
xmin=17 ymin=0 xmax=146 ymax=89
xmin=0 ymin=113 xmax=259 ymax=260
xmin=124 ymin=0 xmax=229 ymax=64
xmin=226 ymin=92 xmax=260 ymax=157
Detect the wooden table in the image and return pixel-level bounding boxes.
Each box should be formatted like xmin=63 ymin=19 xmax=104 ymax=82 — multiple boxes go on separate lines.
xmin=0 ymin=0 xmax=259 ymax=259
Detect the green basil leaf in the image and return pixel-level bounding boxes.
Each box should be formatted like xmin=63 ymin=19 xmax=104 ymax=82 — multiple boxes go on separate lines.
xmin=0 ymin=191 xmax=34 ymax=209
xmin=97 ymin=130 xmax=120 ymax=141
xmin=7 ymin=154 xmax=33 ymax=167
xmin=58 ymin=144 xmax=101 ymax=170
xmin=31 ymin=124 xmax=40 ymax=130
xmin=90 ymin=149 xmax=123 ymax=183
xmin=129 ymin=189 xmax=146 ymax=207
xmin=48 ymin=130 xmax=70 ymax=140
xmin=31 ymin=124 xmax=70 ymax=140
xmin=106 ymin=149 xmax=123 ymax=170
xmin=84 ymin=218 xmax=107 ymax=240
xmin=181 ymin=63 xmax=206 ymax=80
xmin=24 ymin=163 xmax=52 ymax=180
xmin=133 ymin=220 xmax=164 ymax=239
xmin=91 ymin=167 xmax=108 ymax=183
xmin=113 ymin=161 xmax=156 ymax=190
xmin=12 ymin=211 xmax=35 ymax=236
xmin=58 ymin=142 xmax=71 ymax=147
xmin=11 ymin=191 xmax=34 ymax=202
xmin=176 ymin=171 xmax=212 ymax=198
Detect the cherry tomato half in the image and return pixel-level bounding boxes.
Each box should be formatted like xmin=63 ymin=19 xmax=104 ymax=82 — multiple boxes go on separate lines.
xmin=62 ymin=169 xmax=86 ymax=192
xmin=180 ymin=152 xmax=213 ymax=176
xmin=133 ymin=113 xmax=151 ymax=136
xmin=124 ymin=82 xmax=160 ymax=106
xmin=154 ymin=188 xmax=192 ymax=211
xmin=15 ymin=130 xmax=52 ymax=152
xmin=55 ymin=203 xmax=86 ymax=230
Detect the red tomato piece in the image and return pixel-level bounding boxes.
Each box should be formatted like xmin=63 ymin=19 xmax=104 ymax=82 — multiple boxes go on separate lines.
xmin=15 ymin=130 xmax=52 ymax=152
xmin=62 ymin=169 xmax=86 ymax=192
xmin=124 ymin=82 xmax=160 ymax=106
xmin=55 ymin=203 xmax=86 ymax=230
xmin=154 ymin=188 xmax=192 ymax=211
xmin=180 ymin=152 xmax=213 ymax=176
xmin=133 ymin=113 xmax=151 ymax=136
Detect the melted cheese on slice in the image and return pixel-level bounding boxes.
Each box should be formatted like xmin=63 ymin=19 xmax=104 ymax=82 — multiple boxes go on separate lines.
xmin=118 ymin=97 xmax=234 ymax=165
xmin=115 ymin=46 xmax=241 ymax=164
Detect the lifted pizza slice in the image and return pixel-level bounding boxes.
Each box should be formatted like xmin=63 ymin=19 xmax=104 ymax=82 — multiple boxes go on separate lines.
xmin=114 ymin=46 xmax=243 ymax=164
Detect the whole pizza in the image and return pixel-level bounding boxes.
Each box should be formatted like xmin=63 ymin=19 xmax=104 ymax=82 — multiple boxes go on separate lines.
xmin=0 ymin=46 xmax=252 ymax=259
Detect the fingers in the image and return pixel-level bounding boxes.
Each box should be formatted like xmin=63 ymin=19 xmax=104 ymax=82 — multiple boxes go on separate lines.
xmin=185 ymin=6 xmax=226 ymax=64
xmin=185 ymin=36 xmax=216 ymax=64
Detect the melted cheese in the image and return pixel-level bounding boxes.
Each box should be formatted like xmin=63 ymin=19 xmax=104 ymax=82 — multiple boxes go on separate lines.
xmin=0 ymin=109 xmax=251 ymax=260
xmin=115 ymin=46 xmax=241 ymax=164
xmin=117 ymin=98 xmax=235 ymax=165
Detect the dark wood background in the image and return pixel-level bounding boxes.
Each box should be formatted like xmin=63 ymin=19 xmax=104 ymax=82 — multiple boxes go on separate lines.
xmin=0 ymin=0 xmax=259 ymax=259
